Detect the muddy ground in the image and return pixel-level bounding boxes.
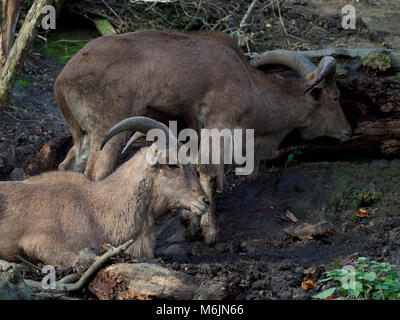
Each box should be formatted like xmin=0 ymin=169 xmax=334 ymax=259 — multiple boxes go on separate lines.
xmin=0 ymin=0 xmax=399 ymax=300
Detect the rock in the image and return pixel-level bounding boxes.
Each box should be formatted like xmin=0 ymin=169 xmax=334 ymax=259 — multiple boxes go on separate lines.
xmin=292 ymin=287 xmax=306 ymax=300
xmin=284 ymin=223 xmax=331 ymax=240
xmin=279 ymin=289 xmax=292 ymax=300
xmin=199 ymin=263 xmax=214 ymax=275
xmin=163 ymin=244 xmax=187 ymax=259
xmin=0 ymin=269 xmax=36 ymax=300
xmin=89 ymin=262 xmax=228 ymax=300
xmin=10 ymin=167 xmax=26 ymax=181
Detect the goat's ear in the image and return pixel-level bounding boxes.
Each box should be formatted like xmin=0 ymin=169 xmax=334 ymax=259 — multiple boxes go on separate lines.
xmin=146 ymin=143 xmax=161 ymax=166
xmin=310 ymin=87 xmax=323 ymax=101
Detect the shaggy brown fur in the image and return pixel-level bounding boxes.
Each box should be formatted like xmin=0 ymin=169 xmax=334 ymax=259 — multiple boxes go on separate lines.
xmin=54 ymin=30 xmax=351 ymax=246
xmin=0 ymin=144 xmax=208 ymax=269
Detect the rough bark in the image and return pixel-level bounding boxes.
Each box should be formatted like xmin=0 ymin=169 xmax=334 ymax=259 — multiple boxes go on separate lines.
xmin=273 ymin=48 xmax=400 ymax=161
xmin=0 ymin=0 xmax=21 ymax=67
xmin=0 ymin=0 xmax=53 ymax=114
xmin=89 ymin=262 xmax=229 ymax=300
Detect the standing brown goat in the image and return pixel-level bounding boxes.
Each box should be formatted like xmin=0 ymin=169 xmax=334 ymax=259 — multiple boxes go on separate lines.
xmin=0 ymin=117 xmax=209 ymax=269
xmin=54 ymin=30 xmax=351 ymax=246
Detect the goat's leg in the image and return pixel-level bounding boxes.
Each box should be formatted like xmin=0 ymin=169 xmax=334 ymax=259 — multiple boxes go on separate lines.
xmin=179 ymin=209 xmax=201 ymax=240
xmin=199 ymin=169 xmax=219 ymax=246
xmin=84 ymin=132 xmax=129 ymax=181
xmin=19 ymin=234 xmax=82 ymax=270
xmin=58 ymin=145 xmax=77 ymax=171
xmin=58 ymin=134 xmax=90 ymax=173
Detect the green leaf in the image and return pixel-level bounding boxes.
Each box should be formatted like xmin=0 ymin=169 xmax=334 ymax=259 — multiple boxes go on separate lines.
xmin=288 ymin=154 xmax=294 ymax=162
xmin=312 ymin=288 xmax=336 ymax=300
xmin=361 ymin=271 xmax=377 ymax=282
xmin=319 ymin=277 xmax=333 ymax=283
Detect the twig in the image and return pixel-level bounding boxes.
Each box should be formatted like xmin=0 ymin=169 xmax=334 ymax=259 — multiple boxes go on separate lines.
xmin=15 ymin=255 xmax=42 ymax=272
xmin=275 ymin=0 xmax=290 ymax=46
xmin=275 ymin=0 xmax=287 ymax=35
xmin=53 ymin=39 xmax=92 ymax=43
xmin=102 ymin=0 xmax=124 ymax=26
xmin=183 ymin=0 xmax=203 ymax=31
xmin=378 ymin=281 xmax=385 ymax=300
xmin=24 ymin=239 xmax=134 ymax=293
xmin=239 ymin=0 xmax=259 ymax=31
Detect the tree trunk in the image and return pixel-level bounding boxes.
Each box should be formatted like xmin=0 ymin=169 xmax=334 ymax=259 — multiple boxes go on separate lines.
xmin=272 ymin=48 xmax=400 ymax=162
xmin=0 ymin=0 xmax=53 ymax=114
xmin=0 ymin=0 xmax=21 ymax=70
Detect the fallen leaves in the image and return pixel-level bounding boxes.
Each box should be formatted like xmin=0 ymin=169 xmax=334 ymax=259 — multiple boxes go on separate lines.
xmin=355 ymin=208 xmax=369 ymax=218
xmin=301 ymin=280 xmax=316 ymax=291
xmin=277 ymin=210 xmax=298 ymax=222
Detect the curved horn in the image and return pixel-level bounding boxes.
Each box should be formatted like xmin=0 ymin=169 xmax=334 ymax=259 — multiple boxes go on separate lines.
xmin=302 ymin=56 xmax=337 ymax=95
xmin=100 ymin=116 xmax=173 ymax=150
xmin=121 ymin=132 xmax=146 ymax=155
xmin=250 ymin=50 xmax=316 ymax=78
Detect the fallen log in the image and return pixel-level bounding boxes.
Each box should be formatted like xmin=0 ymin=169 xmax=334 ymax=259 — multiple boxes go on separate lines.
xmin=89 ymin=262 xmax=229 ymax=300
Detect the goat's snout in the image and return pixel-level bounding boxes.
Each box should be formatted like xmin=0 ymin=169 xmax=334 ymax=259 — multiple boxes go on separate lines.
xmin=340 ymin=127 xmax=352 ymax=142
xmin=191 ymin=195 xmax=210 ymax=216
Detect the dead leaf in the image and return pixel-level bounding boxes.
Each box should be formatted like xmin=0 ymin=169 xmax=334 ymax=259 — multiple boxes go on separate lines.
xmin=326 ymin=295 xmax=333 ymax=300
xmin=301 ymin=280 xmax=316 ymax=291
xmin=277 ymin=210 xmax=298 ymax=222
xmin=355 ymin=208 xmax=369 ymax=218
xmin=285 ymin=210 xmax=298 ymax=222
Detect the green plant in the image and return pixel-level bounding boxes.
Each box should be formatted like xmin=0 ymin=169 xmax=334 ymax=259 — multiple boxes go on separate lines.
xmin=34 ymin=39 xmax=88 ymax=64
xmin=313 ymin=257 xmax=400 ymax=300
xmin=16 ymin=78 xmax=31 ymax=88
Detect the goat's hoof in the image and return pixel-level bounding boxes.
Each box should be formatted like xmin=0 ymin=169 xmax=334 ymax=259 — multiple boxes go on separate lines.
xmin=179 ymin=210 xmax=202 ymax=240
xmin=203 ymin=229 xmax=219 ymax=247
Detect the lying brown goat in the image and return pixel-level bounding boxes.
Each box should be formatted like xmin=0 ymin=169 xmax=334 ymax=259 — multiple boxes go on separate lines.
xmin=0 ymin=117 xmax=209 ymax=269
xmin=54 ymin=30 xmax=352 ymax=246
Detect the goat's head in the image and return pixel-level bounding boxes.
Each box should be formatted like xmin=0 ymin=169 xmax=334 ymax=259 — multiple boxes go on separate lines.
xmin=251 ymin=51 xmax=352 ymax=142
xmin=100 ymin=116 xmax=210 ymax=216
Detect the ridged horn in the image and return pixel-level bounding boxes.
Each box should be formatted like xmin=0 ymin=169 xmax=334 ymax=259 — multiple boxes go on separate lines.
xmin=100 ymin=116 xmax=173 ymax=150
xmin=250 ymin=50 xmax=316 ymax=78
xmin=302 ymin=56 xmax=337 ymax=95
xmin=250 ymin=50 xmax=337 ymax=95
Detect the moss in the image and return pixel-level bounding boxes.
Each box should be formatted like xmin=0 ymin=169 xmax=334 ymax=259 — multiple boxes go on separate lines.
xmin=326 ymin=163 xmax=400 ymax=211
xmin=362 ymin=50 xmax=391 ymax=72
xmin=390 ymin=74 xmax=400 ymax=82
xmin=15 ymin=78 xmax=32 ymax=88
xmin=34 ymin=38 xmax=88 ymax=64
